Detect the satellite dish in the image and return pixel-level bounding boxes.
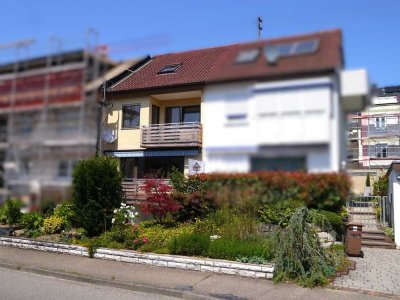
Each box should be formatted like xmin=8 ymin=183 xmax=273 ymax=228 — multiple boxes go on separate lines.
xmin=264 ymin=45 xmax=279 ymax=64
xmin=101 ymin=128 xmax=117 ymax=144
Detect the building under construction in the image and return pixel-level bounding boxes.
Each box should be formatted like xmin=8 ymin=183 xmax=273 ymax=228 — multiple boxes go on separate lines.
xmin=347 ymin=86 xmax=400 ymax=192
xmin=0 ymin=39 xmax=136 ymax=206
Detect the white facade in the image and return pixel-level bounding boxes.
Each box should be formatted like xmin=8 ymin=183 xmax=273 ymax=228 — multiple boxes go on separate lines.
xmin=202 ymin=75 xmax=354 ymax=173
xmin=387 ymin=166 xmax=400 ymax=248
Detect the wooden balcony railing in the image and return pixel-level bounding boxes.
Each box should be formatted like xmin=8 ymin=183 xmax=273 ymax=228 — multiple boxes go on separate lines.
xmin=141 ymin=122 xmax=202 ymax=148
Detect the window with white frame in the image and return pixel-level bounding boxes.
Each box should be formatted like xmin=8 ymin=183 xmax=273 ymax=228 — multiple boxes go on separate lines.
xmin=375 ymin=117 xmax=386 ymax=130
xmin=376 ymin=143 xmax=388 ymax=158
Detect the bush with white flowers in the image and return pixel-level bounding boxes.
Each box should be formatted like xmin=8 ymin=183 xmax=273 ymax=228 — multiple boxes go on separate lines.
xmin=112 ymin=203 xmax=139 ymax=228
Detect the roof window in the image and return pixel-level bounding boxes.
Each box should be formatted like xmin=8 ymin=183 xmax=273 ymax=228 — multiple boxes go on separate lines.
xmin=264 ymin=39 xmax=319 ymax=64
xmin=158 ymin=63 xmax=182 ymax=74
xmin=235 ymin=48 xmax=260 ymax=64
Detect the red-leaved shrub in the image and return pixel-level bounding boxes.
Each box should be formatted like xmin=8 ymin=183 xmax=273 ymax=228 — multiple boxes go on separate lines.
xmin=141 ymin=178 xmax=181 ymax=224
xmin=185 ymin=171 xmax=350 ymax=212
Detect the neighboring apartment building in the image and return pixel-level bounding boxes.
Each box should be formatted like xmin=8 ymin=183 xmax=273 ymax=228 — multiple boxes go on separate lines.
xmin=347 ymin=86 xmax=400 ymax=192
xmin=102 ymin=29 xmax=369 ymax=199
xmin=0 ymin=49 xmax=136 ymax=204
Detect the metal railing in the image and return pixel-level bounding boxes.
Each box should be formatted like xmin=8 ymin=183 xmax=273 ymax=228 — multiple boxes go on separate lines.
xmin=347 ymin=196 xmax=390 ymax=230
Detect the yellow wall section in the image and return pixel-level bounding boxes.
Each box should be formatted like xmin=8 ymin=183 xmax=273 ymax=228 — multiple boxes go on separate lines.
xmin=103 ymin=97 xmax=150 ymax=151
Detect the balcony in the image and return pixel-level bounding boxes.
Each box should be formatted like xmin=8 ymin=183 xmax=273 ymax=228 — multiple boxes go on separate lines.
xmin=141 ymin=122 xmax=202 ymax=148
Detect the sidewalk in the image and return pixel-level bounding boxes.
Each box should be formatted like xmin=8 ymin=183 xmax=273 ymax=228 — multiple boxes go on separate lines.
xmin=0 ymin=246 xmax=387 ymax=300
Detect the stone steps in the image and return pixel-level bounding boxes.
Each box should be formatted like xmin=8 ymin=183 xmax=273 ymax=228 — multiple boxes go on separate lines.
xmin=361 ymin=240 xmax=396 ymax=249
xmin=361 ymin=230 xmax=396 ymax=249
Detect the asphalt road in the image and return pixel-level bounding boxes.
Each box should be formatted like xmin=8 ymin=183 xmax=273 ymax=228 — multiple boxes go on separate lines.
xmin=0 ymin=267 xmax=178 ymax=300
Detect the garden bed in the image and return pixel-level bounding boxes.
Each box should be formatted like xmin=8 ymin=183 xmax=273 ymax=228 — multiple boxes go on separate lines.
xmin=0 ymin=236 xmax=274 ymax=279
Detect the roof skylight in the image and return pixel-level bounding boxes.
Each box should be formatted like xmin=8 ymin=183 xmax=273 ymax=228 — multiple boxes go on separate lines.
xmin=158 ymin=63 xmax=182 ymax=74
xmin=264 ymin=39 xmax=320 ymax=64
xmin=235 ymin=48 xmax=260 ymax=64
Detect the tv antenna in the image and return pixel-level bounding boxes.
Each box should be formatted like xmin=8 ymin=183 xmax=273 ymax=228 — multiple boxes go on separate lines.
xmin=258 ymin=16 xmax=263 ymax=39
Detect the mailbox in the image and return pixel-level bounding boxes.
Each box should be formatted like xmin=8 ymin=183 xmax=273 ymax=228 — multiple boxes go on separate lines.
xmin=345 ymin=223 xmax=364 ymax=257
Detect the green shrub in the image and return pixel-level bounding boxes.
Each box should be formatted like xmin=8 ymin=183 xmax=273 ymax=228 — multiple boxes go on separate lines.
xmin=21 ymin=212 xmax=44 ymax=231
xmin=168 ymin=233 xmax=210 ymax=256
xmin=42 ymin=215 xmax=65 ymax=234
xmin=311 ymin=210 xmax=344 ymax=238
xmin=169 ymin=168 xmax=215 ymax=222
xmin=40 ymin=198 xmax=57 ymax=216
xmin=373 ymin=173 xmax=388 ymax=196
xmin=54 ymin=202 xmax=74 ymax=229
xmin=383 ymin=226 xmax=395 ymax=240
xmin=272 ymin=207 xmax=337 ymax=287
xmin=0 ymin=206 xmax=6 ymax=224
xmin=258 ymin=204 xmax=298 ymax=228
xmin=72 ymin=156 xmax=124 ymax=236
xmin=207 ymin=238 xmax=272 ymax=261
xmin=194 ymin=209 xmax=259 ymax=240
xmin=139 ymin=223 xmax=195 ymax=251
xmin=2 ymin=199 xmax=23 ymax=225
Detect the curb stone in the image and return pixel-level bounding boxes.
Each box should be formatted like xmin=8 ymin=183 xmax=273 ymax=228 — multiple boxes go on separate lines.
xmin=0 ymin=261 xmax=216 ymax=300
xmin=0 ymin=236 xmax=274 ymax=280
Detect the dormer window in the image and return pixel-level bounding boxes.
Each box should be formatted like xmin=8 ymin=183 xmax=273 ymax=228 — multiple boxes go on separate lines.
xmin=158 ymin=63 xmax=182 ymax=74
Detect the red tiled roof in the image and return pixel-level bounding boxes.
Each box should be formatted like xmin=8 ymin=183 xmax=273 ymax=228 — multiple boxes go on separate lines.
xmin=110 ymin=29 xmax=342 ymax=92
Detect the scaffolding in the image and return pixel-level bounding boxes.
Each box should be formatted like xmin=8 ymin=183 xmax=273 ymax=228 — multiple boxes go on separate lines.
xmin=347 ymin=102 xmax=400 ymax=172
xmin=0 ymin=31 xmax=115 ymax=204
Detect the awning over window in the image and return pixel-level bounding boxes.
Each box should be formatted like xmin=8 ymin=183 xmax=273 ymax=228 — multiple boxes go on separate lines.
xmin=104 ymin=149 xmax=200 ymax=158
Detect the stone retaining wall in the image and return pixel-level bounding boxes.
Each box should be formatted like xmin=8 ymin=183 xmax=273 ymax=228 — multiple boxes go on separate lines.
xmin=0 ymin=236 xmax=274 ymax=279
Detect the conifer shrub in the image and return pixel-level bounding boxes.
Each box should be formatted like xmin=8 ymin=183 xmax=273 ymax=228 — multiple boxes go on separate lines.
xmin=272 ymin=207 xmax=337 ymax=287
xmin=71 ymin=156 xmax=124 ymax=236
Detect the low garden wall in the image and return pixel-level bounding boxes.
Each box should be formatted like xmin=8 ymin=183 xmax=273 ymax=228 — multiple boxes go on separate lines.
xmin=0 ymin=236 xmax=274 ymax=279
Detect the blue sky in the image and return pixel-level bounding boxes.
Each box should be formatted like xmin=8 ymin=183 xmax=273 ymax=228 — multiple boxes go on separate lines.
xmin=1 ymin=0 xmax=399 ymax=87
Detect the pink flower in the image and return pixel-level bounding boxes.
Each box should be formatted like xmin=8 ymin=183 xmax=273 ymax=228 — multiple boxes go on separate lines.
xmin=133 ymin=239 xmax=139 ymax=244
xmin=142 ymin=236 xmax=148 ymax=243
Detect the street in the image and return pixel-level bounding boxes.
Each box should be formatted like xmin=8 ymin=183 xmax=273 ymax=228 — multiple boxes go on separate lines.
xmin=0 ymin=267 xmax=178 ymax=300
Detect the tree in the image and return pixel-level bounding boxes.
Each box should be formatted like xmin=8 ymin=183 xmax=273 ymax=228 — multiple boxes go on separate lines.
xmin=141 ymin=178 xmax=181 ymax=224
xmin=72 ymin=156 xmax=124 ymax=236
xmin=365 ymin=173 xmax=371 ymax=187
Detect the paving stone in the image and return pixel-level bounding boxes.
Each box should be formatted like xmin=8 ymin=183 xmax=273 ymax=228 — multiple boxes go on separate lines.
xmin=332 ymin=248 xmax=400 ymax=295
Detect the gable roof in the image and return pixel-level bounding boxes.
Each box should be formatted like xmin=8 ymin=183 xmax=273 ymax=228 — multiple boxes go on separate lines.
xmin=109 ymin=29 xmax=343 ymax=93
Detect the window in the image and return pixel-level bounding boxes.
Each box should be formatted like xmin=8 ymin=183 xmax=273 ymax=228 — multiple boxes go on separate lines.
xmin=226 ymin=96 xmax=247 ymax=121
xmin=122 ymin=105 xmax=140 ymax=128
xmin=182 ymin=106 xmax=200 ymax=123
xmin=251 ymin=157 xmax=306 ymax=171
xmin=58 ymin=161 xmax=69 ymax=177
xmin=376 ymin=143 xmax=388 ymax=158
xmin=158 ymin=63 xmax=182 ymax=74
xmin=235 ymin=49 xmax=260 ymax=64
xmin=375 ymin=117 xmax=386 ymax=130
xmin=166 ymin=106 xmax=200 ymax=123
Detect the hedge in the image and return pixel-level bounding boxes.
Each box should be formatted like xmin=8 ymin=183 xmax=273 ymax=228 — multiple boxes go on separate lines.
xmin=185 ymin=171 xmax=350 ymax=213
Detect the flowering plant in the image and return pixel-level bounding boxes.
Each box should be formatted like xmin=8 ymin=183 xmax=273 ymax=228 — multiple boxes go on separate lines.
xmin=210 ymin=235 xmax=221 ymax=241
xmin=112 ymin=203 xmax=139 ymax=228
xmin=130 ymin=224 xmax=148 ymax=250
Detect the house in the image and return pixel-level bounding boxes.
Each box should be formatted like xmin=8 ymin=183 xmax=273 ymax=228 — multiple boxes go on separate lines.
xmin=348 ymin=86 xmax=400 ymax=194
xmin=0 ymin=48 xmax=138 ymax=205
xmin=102 ymin=29 xmax=369 ymax=193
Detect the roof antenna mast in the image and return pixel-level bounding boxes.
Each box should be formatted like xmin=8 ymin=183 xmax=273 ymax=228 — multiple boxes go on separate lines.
xmin=258 ymin=16 xmax=263 ymax=39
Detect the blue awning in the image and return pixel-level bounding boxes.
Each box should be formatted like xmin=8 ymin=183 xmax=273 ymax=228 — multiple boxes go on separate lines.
xmin=104 ymin=149 xmax=200 ymax=158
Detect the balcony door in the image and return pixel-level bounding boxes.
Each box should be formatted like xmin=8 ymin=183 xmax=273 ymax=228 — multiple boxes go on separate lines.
xmin=151 ymin=105 xmax=160 ymax=124
xmin=166 ymin=105 xmax=200 ymax=124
